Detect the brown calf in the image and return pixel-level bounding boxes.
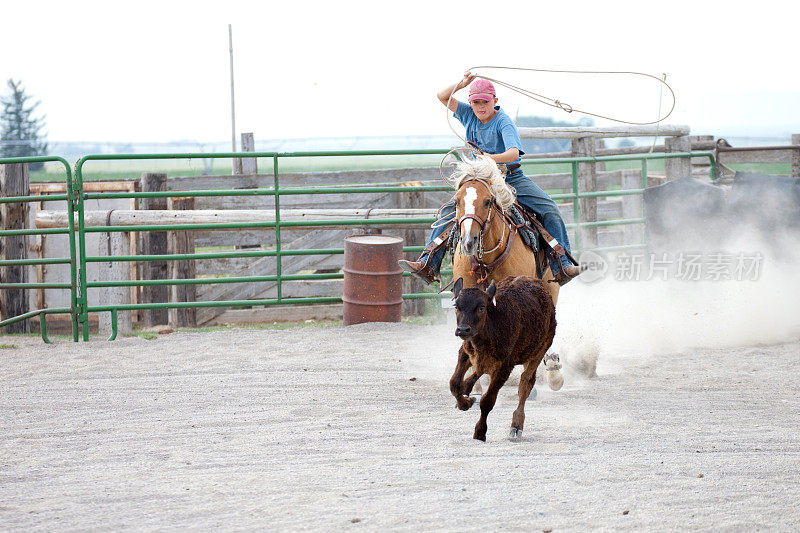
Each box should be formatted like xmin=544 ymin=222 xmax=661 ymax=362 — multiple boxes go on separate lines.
xmin=450 ymin=275 xmax=556 ymax=441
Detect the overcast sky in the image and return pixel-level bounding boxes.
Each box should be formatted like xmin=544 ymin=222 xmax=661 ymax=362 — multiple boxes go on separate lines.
xmin=2 ymin=0 xmax=799 ymax=144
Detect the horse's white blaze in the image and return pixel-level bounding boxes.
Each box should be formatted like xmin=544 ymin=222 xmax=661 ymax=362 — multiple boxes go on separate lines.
xmin=462 ymin=186 xmax=478 ymax=237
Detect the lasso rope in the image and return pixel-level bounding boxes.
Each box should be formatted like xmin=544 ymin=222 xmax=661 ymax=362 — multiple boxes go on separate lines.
xmin=444 ymin=65 xmax=677 ymax=148
xmin=649 ymin=73 xmax=668 ymax=153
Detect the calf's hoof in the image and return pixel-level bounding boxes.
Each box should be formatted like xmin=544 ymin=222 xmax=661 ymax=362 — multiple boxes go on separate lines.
xmin=509 ymin=427 xmax=523 ymax=440
xmin=473 ymin=431 xmax=487 ymax=442
xmin=456 ymin=396 xmax=476 ymax=411
xmin=473 ymin=422 xmax=487 ymax=441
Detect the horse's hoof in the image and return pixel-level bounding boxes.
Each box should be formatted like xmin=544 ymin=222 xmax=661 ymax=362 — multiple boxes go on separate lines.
xmin=544 ymin=353 xmax=564 ymax=391
xmin=509 ymin=427 xmax=523 ymax=440
xmin=547 ymin=370 xmax=564 ymax=391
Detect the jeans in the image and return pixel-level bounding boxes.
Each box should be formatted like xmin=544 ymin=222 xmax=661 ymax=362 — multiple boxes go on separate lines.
xmin=420 ymin=169 xmax=573 ymax=273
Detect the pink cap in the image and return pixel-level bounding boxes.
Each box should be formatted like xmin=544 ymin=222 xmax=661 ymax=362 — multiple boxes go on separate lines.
xmin=468 ymin=79 xmax=496 ymax=102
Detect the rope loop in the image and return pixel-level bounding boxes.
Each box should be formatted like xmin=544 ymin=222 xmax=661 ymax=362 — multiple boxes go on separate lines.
xmin=554 ymin=100 xmax=573 ymax=113
xmin=444 ymin=65 xmax=677 ymax=148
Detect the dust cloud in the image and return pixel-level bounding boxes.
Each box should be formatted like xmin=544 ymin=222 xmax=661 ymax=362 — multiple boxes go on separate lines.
xmin=554 ymin=174 xmax=800 ymax=376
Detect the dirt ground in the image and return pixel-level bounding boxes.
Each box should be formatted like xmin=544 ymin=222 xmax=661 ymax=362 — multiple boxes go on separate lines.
xmin=1 ymin=321 xmax=799 ymax=531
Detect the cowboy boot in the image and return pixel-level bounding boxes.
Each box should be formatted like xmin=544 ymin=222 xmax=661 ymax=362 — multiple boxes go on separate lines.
xmin=398 ymin=259 xmax=439 ymax=285
xmin=552 ymin=264 xmax=586 ymax=286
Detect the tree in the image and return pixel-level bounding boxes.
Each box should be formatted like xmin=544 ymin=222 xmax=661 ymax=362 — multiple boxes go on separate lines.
xmin=0 ymin=79 xmax=48 ymax=170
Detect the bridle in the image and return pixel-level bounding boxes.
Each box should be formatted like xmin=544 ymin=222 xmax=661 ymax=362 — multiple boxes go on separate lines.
xmin=456 ymin=178 xmax=501 ymax=259
xmin=456 ymin=178 xmax=524 ymax=287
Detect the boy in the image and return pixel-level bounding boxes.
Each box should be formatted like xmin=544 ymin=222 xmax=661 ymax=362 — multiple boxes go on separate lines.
xmin=399 ymin=72 xmax=583 ymax=284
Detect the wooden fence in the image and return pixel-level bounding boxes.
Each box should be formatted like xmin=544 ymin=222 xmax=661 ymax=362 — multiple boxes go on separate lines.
xmin=5 ymin=129 xmax=800 ymax=332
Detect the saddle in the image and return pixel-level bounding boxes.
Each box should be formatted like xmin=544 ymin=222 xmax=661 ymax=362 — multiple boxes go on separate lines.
xmin=427 ymin=202 xmax=577 ymax=286
xmin=512 ymin=203 xmax=580 ymax=285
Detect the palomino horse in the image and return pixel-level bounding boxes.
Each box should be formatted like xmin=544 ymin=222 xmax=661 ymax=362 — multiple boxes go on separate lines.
xmin=448 ymin=155 xmax=564 ymax=391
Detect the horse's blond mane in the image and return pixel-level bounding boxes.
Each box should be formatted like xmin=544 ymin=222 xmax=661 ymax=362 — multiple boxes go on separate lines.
xmin=453 ymin=155 xmax=515 ymax=212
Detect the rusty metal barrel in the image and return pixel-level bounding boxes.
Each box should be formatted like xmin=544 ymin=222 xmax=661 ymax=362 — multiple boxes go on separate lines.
xmin=342 ymin=235 xmax=404 ymax=326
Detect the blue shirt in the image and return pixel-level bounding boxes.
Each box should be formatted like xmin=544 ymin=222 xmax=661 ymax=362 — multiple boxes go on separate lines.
xmin=454 ymin=101 xmax=524 ymax=166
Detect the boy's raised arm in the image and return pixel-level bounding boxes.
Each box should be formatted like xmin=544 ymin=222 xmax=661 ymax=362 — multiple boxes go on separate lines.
xmin=437 ymin=71 xmax=475 ymax=113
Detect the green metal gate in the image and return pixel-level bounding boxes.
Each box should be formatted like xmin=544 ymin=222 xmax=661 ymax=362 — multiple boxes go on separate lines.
xmin=0 ymin=150 xmax=716 ymax=342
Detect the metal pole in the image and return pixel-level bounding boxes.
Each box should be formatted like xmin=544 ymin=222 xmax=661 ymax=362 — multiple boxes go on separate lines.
xmin=228 ymin=24 xmax=237 ymax=171
xmin=571 ymin=161 xmax=580 ymax=253
xmin=64 ymin=164 xmax=80 ymax=341
xmin=74 ymin=161 xmax=90 ymax=341
xmin=274 ymin=155 xmax=282 ymax=301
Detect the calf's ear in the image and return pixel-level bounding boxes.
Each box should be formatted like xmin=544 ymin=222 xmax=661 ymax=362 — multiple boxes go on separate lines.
xmin=486 ymin=280 xmax=497 ymax=299
xmin=452 ymin=277 xmax=464 ymax=299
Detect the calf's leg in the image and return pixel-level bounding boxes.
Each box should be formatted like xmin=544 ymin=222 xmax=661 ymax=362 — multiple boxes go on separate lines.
xmin=461 ymin=367 xmax=481 ymax=396
xmin=473 ymin=364 xmax=513 ymax=441
xmin=510 ymin=361 xmax=537 ymax=439
xmin=450 ymin=347 xmax=476 ymax=411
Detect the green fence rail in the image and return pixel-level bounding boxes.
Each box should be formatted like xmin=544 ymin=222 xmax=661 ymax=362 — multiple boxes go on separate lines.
xmin=70 ymin=150 xmax=454 ymax=342
xmin=0 ymin=150 xmax=716 ymax=342
xmin=0 ymin=156 xmax=80 ymax=341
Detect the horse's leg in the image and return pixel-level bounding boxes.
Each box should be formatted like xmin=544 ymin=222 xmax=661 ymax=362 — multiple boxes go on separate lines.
xmin=537 ymin=254 xmax=565 ymax=390
xmin=510 ymin=361 xmax=538 ymax=439
xmin=473 ymin=363 xmax=513 ymax=441
xmin=543 ymin=352 xmax=564 ymax=390
xmin=450 ymin=346 xmax=477 ymax=411
xmin=539 ymin=253 xmax=560 ymax=306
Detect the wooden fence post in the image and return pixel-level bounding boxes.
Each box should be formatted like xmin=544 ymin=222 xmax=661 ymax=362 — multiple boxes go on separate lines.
xmin=621 ymin=171 xmax=644 ymax=246
xmin=98 ymin=228 xmax=132 ymax=337
xmin=241 ymin=132 xmax=257 ymax=175
xmin=168 ymin=197 xmax=196 ymax=327
xmin=792 ymin=134 xmax=800 ymax=178
xmin=690 ymin=135 xmax=713 ymax=179
xmin=400 ymin=182 xmax=424 ymax=316
xmin=665 ymin=135 xmax=692 ymax=181
xmin=139 ymin=172 xmax=169 ymax=326
xmin=572 ymin=137 xmax=597 ymax=250
xmin=595 ymin=139 xmax=606 ymax=171
xmin=0 ymin=163 xmax=30 ymax=333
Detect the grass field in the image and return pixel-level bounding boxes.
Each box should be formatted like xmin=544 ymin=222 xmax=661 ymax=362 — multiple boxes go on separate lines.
xmin=29 ymin=155 xmax=791 ymax=184
xmin=30 ymin=154 xmax=449 ymax=183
